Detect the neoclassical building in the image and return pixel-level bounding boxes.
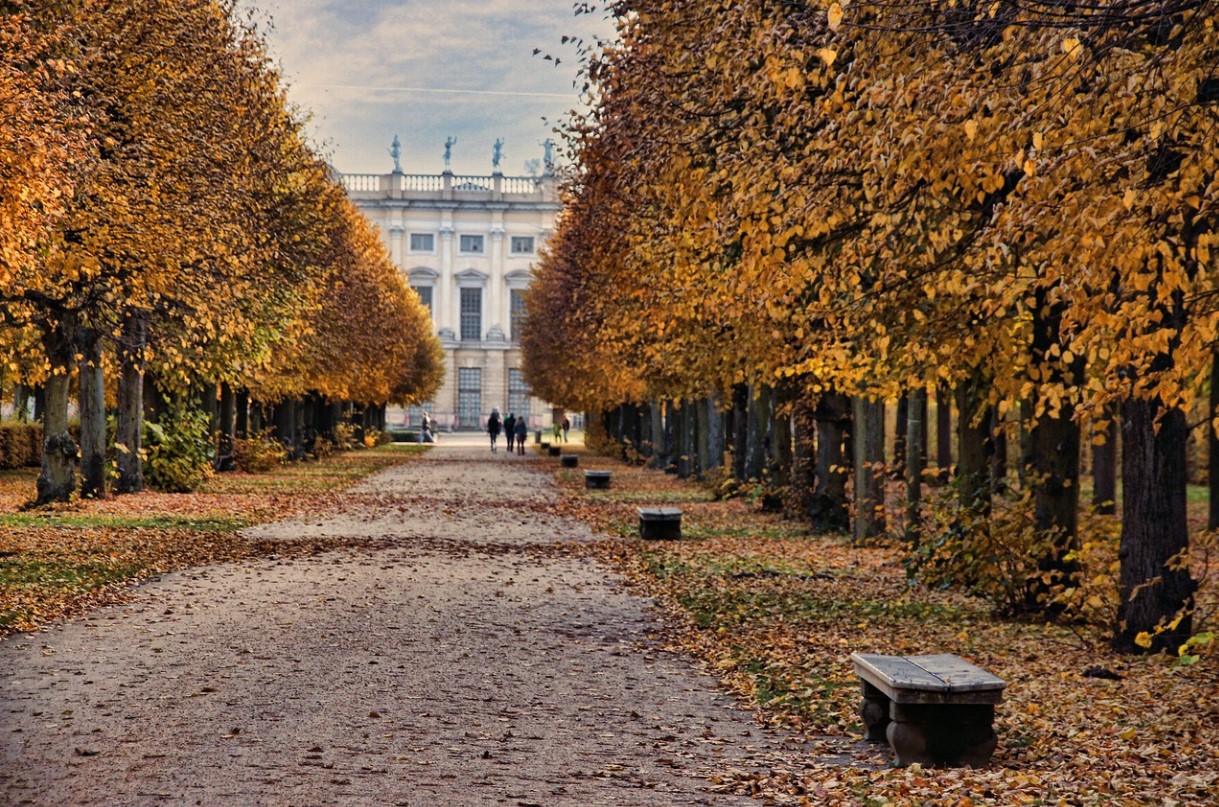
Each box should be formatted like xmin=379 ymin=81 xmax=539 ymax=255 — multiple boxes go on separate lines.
xmin=341 ymin=158 xmax=562 ymax=432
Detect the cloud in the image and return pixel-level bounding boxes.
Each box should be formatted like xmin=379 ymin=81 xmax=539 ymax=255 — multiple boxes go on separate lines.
xmin=241 ymin=0 xmax=612 ymax=174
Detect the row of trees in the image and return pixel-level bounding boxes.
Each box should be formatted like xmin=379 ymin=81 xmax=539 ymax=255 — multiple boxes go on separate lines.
xmin=523 ymin=0 xmax=1219 ymax=653
xmin=0 ymin=0 xmax=443 ymax=501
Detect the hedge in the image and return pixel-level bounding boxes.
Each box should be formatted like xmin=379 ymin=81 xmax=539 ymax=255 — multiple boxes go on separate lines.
xmin=0 ymin=422 xmax=43 ymax=470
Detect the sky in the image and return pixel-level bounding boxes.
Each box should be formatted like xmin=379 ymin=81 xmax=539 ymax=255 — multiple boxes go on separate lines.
xmin=241 ymin=0 xmax=617 ymax=178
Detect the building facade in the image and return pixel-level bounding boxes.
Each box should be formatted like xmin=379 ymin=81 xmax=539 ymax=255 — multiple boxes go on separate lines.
xmin=342 ymin=166 xmax=562 ymax=432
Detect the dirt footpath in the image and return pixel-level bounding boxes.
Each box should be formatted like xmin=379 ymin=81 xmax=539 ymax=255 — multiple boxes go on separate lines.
xmin=0 ymin=440 xmax=812 ymax=806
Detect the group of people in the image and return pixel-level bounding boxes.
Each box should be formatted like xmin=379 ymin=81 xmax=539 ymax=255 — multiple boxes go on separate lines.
xmin=486 ymin=408 xmax=527 ymax=454
xmin=486 ymin=410 xmax=571 ymax=453
xmin=420 ymin=411 xmax=572 ymax=451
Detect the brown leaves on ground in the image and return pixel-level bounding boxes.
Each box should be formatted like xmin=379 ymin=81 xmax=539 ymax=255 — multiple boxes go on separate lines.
xmin=549 ymin=447 xmax=1219 ymax=805
xmin=0 ymin=448 xmax=419 ymax=634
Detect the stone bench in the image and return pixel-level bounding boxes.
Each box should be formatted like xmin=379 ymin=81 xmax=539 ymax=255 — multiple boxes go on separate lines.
xmin=561 ymin=455 xmax=579 ymax=468
xmin=548 ymin=445 xmax=562 ymax=457
xmin=850 ymin=652 xmax=1005 ymax=768
xmin=584 ymin=470 xmax=612 ymax=490
xmin=638 ymin=507 xmax=682 ymax=540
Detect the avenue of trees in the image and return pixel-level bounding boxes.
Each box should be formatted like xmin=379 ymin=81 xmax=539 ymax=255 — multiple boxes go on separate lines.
xmin=0 ymin=1 xmax=443 ymax=501
xmin=522 ymin=0 xmax=1219 ymax=655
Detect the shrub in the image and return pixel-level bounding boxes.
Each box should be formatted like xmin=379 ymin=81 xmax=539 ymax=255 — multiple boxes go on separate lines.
xmin=376 ymin=429 xmax=394 ymax=446
xmin=908 ymin=481 xmax=1122 ymax=631
xmin=332 ymin=422 xmax=356 ymax=451
xmin=143 ymin=407 xmax=213 ymax=493
xmin=0 ymin=422 xmax=43 ymax=469
xmin=231 ymin=431 xmax=287 ymax=473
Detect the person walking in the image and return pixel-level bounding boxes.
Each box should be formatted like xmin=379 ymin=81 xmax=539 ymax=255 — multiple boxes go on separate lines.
xmin=514 ymin=415 xmax=527 ymax=455
xmin=488 ymin=408 xmax=502 ymax=452
xmin=562 ymin=416 xmax=571 ymax=443
xmin=504 ymin=412 xmax=517 ymax=453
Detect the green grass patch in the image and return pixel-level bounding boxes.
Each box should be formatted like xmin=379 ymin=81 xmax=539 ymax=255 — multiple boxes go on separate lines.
xmin=0 ymin=555 xmax=145 ymax=589
xmin=0 ymin=513 xmax=250 ymax=531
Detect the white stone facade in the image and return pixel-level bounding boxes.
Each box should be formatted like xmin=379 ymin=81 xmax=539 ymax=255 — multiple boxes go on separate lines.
xmin=342 ymin=168 xmax=562 ymax=432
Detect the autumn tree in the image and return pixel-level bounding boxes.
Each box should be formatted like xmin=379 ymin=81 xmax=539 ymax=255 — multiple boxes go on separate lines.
xmin=532 ymin=0 xmax=1216 ymax=651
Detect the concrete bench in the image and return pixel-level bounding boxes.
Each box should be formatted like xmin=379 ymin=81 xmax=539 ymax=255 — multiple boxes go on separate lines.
xmin=584 ymin=470 xmax=612 ymax=490
xmin=561 ymin=455 xmax=578 ymax=468
xmin=638 ymin=507 xmax=682 ymax=540
xmin=850 ymin=652 xmax=1005 ymax=768
xmin=548 ymin=446 xmax=562 ymax=457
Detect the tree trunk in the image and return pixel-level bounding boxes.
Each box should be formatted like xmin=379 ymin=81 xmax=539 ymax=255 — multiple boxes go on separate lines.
xmin=771 ymin=403 xmax=792 ymax=489
xmin=1025 ymin=287 xmax=1085 ymax=612
xmin=115 ymin=311 xmax=147 ymax=494
xmin=695 ymin=397 xmax=710 ymax=478
xmin=894 ymin=395 xmax=908 ymax=480
xmin=703 ymin=395 xmax=725 ymax=474
xmin=936 ymin=383 xmax=953 ymax=482
xmin=731 ymin=383 xmax=749 ymax=482
xmin=36 ymin=322 xmax=79 ymax=505
xmin=648 ymin=401 xmax=664 ymax=469
xmin=236 ymin=389 xmax=250 ymax=440
xmin=685 ymin=398 xmax=699 ymax=478
xmin=793 ymin=397 xmax=817 ymax=519
xmin=214 ymin=383 xmax=237 ymax=471
xmin=956 ymin=371 xmax=993 ymax=516
xmin=906 ymin=388 xmax=927 ymax=545
xmin=991 ymin=409 xmax=1009 ymax=492
xmin=1210 ymin=351 xmax=1219 ymax=529
xmin=745 ymin=384 xmax=771 ymax=480
xmin=1113 ymin=397 xmax=1196 ymax=653
xmin=13 ymin=384 xmax=31 ymax=422
xmin=77 ymin=327 xmax=107 ymax=499
xmin=674 ymin=401 xmax=691 ymax=478
xmin=853 ymin=396 xmax=886 ymax=541
xmin=810 ymin=392 xmax=850 ymax=533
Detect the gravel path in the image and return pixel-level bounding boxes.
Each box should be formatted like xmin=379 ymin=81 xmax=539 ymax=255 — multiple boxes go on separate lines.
xmin=0 ymin=439 xmax=813 ymax=806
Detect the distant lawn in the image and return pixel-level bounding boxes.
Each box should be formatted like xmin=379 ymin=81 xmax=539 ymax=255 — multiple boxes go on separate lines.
xmin=0 ymin=443 xmax=427 ymax=634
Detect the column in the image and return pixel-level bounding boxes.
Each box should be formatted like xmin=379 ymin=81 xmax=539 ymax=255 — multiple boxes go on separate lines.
xmin=437 ymin=224 xmax=455 ymax=340
xmin=388 ymin=226 xmax=404 ymax=267
xmin=489 ymin=223 xmax=506 ymax=336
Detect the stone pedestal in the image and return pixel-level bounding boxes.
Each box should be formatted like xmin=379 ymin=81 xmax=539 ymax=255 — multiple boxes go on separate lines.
xmin=639 ymin=508 xmax=682 ymax=540
xmin=851 ymin=652 xmax=1004 ymax=768
xmin=886 ymin=703 xmax=997 ymax=767
xmin=584 ymin=470 xmax=612 ymax=490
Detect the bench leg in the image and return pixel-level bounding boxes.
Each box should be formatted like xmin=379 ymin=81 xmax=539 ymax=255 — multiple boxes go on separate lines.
xmin=859 ymin=681 xmax=890 ymax=742
xmin=887 ymin=703 xmax=997 ymax=768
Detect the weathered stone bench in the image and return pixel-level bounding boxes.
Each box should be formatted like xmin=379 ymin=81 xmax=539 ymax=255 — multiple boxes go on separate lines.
xmin=639 ymin=507 xmax=682 ymax=540
xmin=561 ymin=455 xmax=579 ymax=468
xmin=584 ymin=470 xmax=612 ymax=490
xmin=850 ymin=652 xmax=1005 ymax=768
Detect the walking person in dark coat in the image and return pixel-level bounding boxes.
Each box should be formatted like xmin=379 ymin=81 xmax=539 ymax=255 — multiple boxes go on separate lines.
xmin=488 ymin=408 xmax=502 ymax=453
xmin=504 ymin=413 xmax=517 ymax=453
xmin=514 ymin=415 xmax=527 ymax=455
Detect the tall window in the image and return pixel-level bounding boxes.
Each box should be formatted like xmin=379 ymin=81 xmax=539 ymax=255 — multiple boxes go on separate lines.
xmin=459 ymin=234 xmax=484 ymax=254
xmin=412 ymin=286 xmax=433 ymax=317
xmin=510 ymin=290 xmax=526 ymax=342
xmin=510 ymin=236 xmax=535 ymax=254
xmin=460 ymin=287 xmax=482 ymax=341
xmin=409 ymin=233 xmax=434 ymax=252
xmin=458 ymin=368 xmax=482 ymax=429
xmin=508 ymin=369 xmax=531 ymax=421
